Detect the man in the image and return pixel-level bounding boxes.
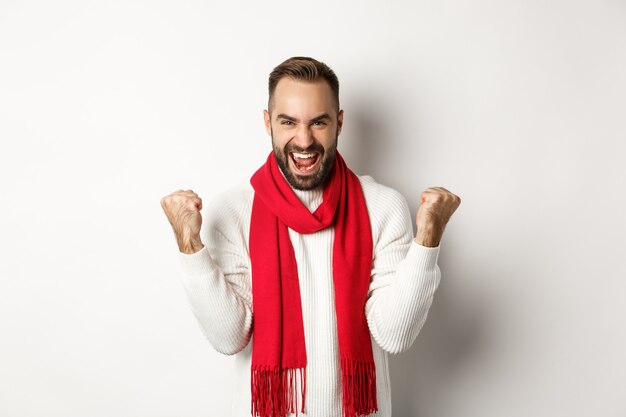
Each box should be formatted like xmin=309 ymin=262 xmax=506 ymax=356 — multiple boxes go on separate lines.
xmin=160 ymin=56 xmax=460 ymax=417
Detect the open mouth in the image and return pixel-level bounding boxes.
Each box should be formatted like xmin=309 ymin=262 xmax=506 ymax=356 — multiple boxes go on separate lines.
xmin=289 ymin=152 xmax=321 ymax=175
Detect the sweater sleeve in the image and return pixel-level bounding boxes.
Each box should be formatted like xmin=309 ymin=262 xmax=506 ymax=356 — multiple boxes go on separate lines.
xmin=364 ymin=186 xmax=441 ymax=355
xmin=177 ymin=189 xmax=253 ymax=355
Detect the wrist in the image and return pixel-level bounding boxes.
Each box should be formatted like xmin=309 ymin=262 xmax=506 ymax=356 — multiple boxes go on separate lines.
xmin=178 ymin=235 xmax=205 ymax=254
xmin=415 ymin=226 xmax=442 ymax=248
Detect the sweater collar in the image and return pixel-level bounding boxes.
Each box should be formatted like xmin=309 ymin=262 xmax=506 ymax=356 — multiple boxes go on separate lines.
xmin=292 ymin=187 xmax=323 ymax=213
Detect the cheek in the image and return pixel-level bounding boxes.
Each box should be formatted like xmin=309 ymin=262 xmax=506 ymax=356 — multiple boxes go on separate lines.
xmin=317 ymin=130 xmax=337 ymax=149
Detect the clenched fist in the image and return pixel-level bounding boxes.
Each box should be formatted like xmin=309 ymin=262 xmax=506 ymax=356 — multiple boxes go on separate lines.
xmin=160 ymin=189 xmax=205 ymax=254
xmin=415 ymin=187 xmax=461 ymax=247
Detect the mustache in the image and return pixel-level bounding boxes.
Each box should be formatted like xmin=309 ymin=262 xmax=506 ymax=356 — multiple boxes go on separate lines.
xmin=284 ymin=143 xmax=325 ymax=154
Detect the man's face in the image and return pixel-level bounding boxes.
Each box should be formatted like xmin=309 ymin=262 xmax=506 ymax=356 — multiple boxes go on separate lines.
xmin=264 ymin=77 xmax=343 ymax=191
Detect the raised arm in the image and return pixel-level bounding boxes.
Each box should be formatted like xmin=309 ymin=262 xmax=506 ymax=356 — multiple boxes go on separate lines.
xmin=365 ymin=186 xmax=460 ymax=354
xmin=161 ymin=189 xmax=253 ymax=355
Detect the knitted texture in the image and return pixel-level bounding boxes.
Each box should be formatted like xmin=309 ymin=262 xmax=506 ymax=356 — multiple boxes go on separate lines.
xmin=178 ymin=173 xmax=442 ymax=417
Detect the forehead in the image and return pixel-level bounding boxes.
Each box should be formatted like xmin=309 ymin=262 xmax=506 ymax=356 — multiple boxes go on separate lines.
xmin=271 ymin=77 xmax=335 ymax=115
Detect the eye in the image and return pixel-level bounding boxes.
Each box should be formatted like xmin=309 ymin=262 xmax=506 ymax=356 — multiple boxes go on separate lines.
xmin=281 ymin=120 xmax=294 ymax=126
xmin=312 ymin=121 xmax=327 ymax=126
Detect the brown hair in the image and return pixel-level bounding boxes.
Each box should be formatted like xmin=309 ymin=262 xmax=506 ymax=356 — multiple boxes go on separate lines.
xmin=268 ymin=56 xmax=340 ymax=112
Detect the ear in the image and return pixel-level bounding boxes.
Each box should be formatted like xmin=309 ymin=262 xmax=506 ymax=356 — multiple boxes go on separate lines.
xmin=337 ymin=109 xmax=344 ymax=135
xmin=263 ymin=109 xmax=271 ymax=136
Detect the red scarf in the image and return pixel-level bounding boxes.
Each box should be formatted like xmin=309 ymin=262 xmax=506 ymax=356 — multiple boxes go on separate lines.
xmin=249 ymin=151 xmax=377 ymax=417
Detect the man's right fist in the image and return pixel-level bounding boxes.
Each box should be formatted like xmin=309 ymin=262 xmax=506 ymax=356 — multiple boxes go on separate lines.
xmin=160 ymin=189 xmax=205 ymax=254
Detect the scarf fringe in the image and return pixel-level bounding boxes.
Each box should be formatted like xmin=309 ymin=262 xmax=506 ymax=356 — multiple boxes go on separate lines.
xmin=251 ymin=366 xmax=306 ymax=417
xmin=341 ymin=358 xmax=378 ymax=417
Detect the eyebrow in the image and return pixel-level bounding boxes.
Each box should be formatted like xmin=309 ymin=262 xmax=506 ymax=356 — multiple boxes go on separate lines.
xmin=275 ymin=113 xmax=332 ymax=123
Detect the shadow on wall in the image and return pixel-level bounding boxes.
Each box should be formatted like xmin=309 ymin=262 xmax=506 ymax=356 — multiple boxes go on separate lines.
xmin=388 ymin=263 xmax=490 ymax=416
xmin=340 ymin=90 xmax=421 ymax=201
xmin=343 ymin=100 xmax=491 ymax=416
xmin=339 ymin=93 xmax=394 ymax=182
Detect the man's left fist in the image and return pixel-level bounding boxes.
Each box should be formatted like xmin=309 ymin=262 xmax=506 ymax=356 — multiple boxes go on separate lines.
xmin=415 ymin=187 xmax=461 ymax=247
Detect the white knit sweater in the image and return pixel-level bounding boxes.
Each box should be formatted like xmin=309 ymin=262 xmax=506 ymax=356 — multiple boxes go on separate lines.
xmin=178 ymin=175 xmax=441 ymax=417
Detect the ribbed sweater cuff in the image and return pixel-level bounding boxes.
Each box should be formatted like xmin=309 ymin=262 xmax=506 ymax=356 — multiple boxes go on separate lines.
xmin=178 ymin=246 xmax=217 ymax=276
xmin=406 ymin=240 xmax=440 ymax=271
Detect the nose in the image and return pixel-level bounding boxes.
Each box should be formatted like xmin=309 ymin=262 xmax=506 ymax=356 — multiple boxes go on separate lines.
xmin=291 ymin=124 xmax=315 ymax=150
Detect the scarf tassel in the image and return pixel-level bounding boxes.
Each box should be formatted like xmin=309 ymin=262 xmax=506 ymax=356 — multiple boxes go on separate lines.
xmin=251 ymin=366 xmax=306 ymax=417
xmin=341 ymin=358 xmax=378 ymax=417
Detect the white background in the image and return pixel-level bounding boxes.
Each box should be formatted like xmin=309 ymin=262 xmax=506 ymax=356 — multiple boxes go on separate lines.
xmin=1 ymin=1 xmax=625 ymax=416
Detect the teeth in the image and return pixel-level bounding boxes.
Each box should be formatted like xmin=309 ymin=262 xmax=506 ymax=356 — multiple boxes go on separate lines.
xmin=292 ymin=152 xmax=316 ymax=159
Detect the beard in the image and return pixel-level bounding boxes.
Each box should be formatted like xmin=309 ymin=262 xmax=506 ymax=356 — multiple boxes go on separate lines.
xmin=271 ymin=129 xmax=338 ymax=191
